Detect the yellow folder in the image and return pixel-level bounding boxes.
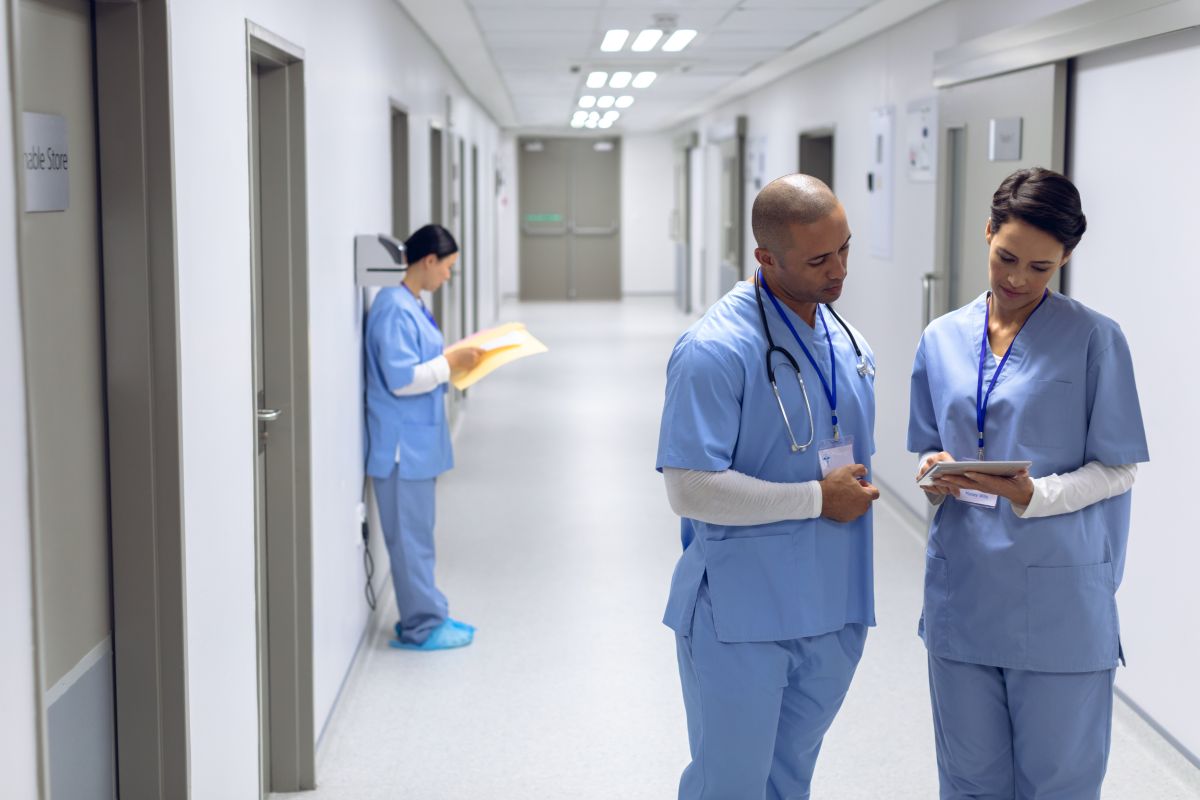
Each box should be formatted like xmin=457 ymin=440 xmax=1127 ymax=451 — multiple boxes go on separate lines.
xmin=444 ymin=322 xmax=548 ymax=390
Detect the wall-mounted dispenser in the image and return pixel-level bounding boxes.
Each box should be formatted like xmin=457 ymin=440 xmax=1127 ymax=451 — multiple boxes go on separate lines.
xmin=355 ymin=233 xmax=407 ymax=286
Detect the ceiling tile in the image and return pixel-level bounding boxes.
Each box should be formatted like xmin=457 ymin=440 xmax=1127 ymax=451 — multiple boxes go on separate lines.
xmin=700 ymin=29 xmax=813 ymax=50
xmin=472 ymin=7 xmax=600 ymax=32
xmin=717 ymin=8 xmax=853 ymax=32
xmin=737 ymin=0 xmax=871 ymax=7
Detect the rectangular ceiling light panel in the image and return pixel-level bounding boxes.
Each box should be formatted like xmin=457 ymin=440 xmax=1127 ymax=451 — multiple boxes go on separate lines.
xmin=662 ymin=29 xmax=697 ymax=52
xmin=631 ymin=29 xmax=663 ymax=51
xmin=631 ymin=71 xmax=657 ymax=88
xmin=601 ymin=29 xmax=629 ymax=51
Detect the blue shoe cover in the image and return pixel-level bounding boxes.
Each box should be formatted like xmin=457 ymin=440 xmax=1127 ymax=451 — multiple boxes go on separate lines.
xmin=395 ymin=618 xmax=475 ymax=639
xmin=389 ymin=620 xmax=473 ymax=651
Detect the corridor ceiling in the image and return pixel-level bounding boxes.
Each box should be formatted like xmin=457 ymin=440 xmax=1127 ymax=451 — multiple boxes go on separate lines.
xmin=399 ymin=0 xmax=946 ymax=133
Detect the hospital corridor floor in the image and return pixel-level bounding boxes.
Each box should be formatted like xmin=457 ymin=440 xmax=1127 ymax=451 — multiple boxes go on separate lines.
xmin=278 ymin=298 xmax=1200 ymax=800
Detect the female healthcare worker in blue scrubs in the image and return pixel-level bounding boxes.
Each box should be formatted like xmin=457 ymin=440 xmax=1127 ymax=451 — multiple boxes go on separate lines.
xmin=365 ymin=224 xmax=483 ymax=651
xmin=909 ymin=168 xmax=1149 ymax=798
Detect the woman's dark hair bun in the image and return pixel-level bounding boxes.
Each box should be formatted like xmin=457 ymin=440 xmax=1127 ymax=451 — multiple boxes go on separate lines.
xmin=404 ymin=224 xmax=458 ymax=265
xmin=990 ymin=167 xmax=1087 ymax=252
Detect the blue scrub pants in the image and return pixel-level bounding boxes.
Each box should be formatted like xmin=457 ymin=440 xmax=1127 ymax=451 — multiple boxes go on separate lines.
xmin=676 ymin=583 xmax=867 ymax=800
xmin=928 ymin=653 xmax=1115 ymax=800
xmin=373 ymin=471 xmax=448 ymax=645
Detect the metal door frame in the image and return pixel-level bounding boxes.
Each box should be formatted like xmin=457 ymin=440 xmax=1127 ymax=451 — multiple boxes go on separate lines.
xmin=390 ymin=101 xmax=410 ymax=242
xmin=246 ymin=23 xmax=315 ymax=794
xmin=672 ymin=132 xmax=697 ymax=313
xmin=8 ymin=0 xmax=190 ymax=795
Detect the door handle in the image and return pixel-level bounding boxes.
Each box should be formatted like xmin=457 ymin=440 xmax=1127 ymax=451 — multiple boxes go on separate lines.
xmin=257 ymin=408 xmax=283 ymax=422
xmin=520 ymin=224 xmax=568 ymax=236
xmin=922 ymin=272 xmax=942 ymax=327
xmin=572 ymin=222 xmax=619 ymax=236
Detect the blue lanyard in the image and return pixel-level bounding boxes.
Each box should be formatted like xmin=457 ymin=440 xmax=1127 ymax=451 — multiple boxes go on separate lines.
xmin=975 ymin=290 xmax=1048 ymax=459
xmin=404 ymin=284 xmax=439 ymax=330
xmin=759 ymin=271 xmax=840 ymax=438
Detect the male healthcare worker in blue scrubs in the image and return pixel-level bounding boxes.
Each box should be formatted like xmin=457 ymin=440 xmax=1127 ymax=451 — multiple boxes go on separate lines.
xmin=910 ymin=168 xmax=1149 ymax=798
xmin=365 ymin=224 xmax=483 ymax=651
xmin=657 ymin=174 xmax=880 ymax=799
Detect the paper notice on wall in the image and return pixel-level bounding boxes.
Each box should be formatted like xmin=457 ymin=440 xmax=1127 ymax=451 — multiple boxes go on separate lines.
xmin=906 ymin=98 xmax=937 ymax=183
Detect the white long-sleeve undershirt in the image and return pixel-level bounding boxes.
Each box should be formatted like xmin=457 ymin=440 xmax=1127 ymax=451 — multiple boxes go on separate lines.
xmin=392 ymin=355 xmax=450 ymax=396
xmin=663 ymin=467 xmax=823 ymax=526
xmin=918 ymin=452 xmax=1137 ymax=517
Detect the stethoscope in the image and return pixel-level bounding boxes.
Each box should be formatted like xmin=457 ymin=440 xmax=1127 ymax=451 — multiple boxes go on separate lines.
xmin=753 ymin=270 xmax=874 ymax=453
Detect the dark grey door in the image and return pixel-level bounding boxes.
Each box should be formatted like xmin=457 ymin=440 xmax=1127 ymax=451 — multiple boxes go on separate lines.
xmin=19 ymin=1 xmax=117 ymax=795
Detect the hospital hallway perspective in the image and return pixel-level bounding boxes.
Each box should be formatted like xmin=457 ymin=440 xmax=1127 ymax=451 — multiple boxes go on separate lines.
xmin=278 ymin=298 xmax=1200 ymax=800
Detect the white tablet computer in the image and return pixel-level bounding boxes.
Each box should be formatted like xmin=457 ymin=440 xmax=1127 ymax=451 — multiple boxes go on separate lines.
xmin=917 ymin=460 xmax=1032 ymax=488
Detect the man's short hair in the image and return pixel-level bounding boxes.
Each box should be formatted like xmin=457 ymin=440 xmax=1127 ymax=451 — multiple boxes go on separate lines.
xmin=751 ymin=174 xmax=837 ymax=255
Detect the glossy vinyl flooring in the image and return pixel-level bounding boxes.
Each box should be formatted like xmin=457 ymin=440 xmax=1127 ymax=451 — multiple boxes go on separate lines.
xmin=278 ymin=297 xmax=1200 ymax=800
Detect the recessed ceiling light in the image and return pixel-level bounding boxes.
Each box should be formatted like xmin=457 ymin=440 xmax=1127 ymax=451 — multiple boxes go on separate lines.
xmin=597 ymin=96 xmax=615 ymax=109
xmin=573 ymin=110 xmax=589 ymax=121
xmin=586 ymin=71 xmax=608 ymax=89
xmin=609 ymin=71 xmax=632 ymax=89
xmin=588 ymin=111 xmax=600 ymax=122
xmin=579 ymin=95 xmax=596 ymax=108
xmin=631 ymin=29 xmax=663 ymax=52
xmin=599 ymin=119 xmax=614 ymax=129
xmin=662 ymin=29 xmax=697 ymax=52
xmin=570 ymin=118 xmax=586 ymax=128
xmin=601 ymin=29 xmax=629 ymax=52
xmin=586 ymin=118 xmax=599 ymax=129
xmin=615 ymin=96 xmax=634 ymax=109
xmin=632 ymin=71 xmax=657 ymax=89
xmin=602 ymin=111 xmax=620 ymax=121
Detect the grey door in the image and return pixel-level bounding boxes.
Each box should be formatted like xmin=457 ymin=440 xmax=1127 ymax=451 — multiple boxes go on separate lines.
xmin=570 ymin=139 xmax=621 ymax=300
xmin=672 ymin=143 xmax=690 ymax=312
xmin=18 ymin=1 xmax=117 ymax=796
xmin=249 ymin=35 xmax=315 ymax=795
xmin=934 ymin=62 xmax=1068 ymax=317
xmin=518 ymin=137 xmax=621 ymax=300
xmin=717 ymin=126 xmax=746 ymax=293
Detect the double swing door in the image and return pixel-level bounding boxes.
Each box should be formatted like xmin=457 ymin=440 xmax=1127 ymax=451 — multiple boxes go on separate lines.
xmin=518 ymin=137 xmax=621 ymax=301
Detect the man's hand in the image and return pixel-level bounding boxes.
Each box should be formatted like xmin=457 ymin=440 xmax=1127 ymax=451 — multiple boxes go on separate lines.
xmin=918 ymin=452 xmax=958 ymax=498
xmin=446 ymin=347 xmax=485 ymax=373
xmin=820 ymin=464 xmax=881 ymax=523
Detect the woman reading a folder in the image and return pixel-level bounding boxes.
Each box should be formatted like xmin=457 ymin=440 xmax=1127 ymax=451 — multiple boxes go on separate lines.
xmin=364 ymin=224 xmax=482 ymax=651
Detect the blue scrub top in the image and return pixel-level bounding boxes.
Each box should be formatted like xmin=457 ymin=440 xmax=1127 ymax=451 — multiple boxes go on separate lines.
xmin=908 ymin=291 xmax=1149 ymax=673
xmin=364 ymin=286 xmax=453 ymax=480
xmin=657 ymin=281 xmax=877 ymax=643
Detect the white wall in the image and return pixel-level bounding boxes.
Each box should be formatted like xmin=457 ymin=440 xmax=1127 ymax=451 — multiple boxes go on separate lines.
xmin=167 ymin=1 xmax=503 ymax=796
xmin=1069 ymin=26 xmax=1200 ymax=760
xmin=0 ymin=2 xmax=43 ymax=795
xmin=621 ymin=134 xmax=676 ymax=295
xmin=672 ymin=0 xmax=1093 ymax=517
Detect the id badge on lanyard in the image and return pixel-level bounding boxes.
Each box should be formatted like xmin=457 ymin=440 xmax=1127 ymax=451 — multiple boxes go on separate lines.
xmin=818 ymin=435 xmax=856 ymax=478
xmin=967 ymin=290 xmax=1048 ymax=510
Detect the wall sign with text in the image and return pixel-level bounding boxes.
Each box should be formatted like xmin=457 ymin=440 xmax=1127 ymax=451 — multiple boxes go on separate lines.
xmin=22 ymin=112 xmax=69 ymax=213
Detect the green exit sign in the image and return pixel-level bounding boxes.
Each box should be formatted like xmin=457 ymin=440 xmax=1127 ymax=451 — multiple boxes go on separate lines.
xmin=524 ymin=213 xmax=563 ymax=223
